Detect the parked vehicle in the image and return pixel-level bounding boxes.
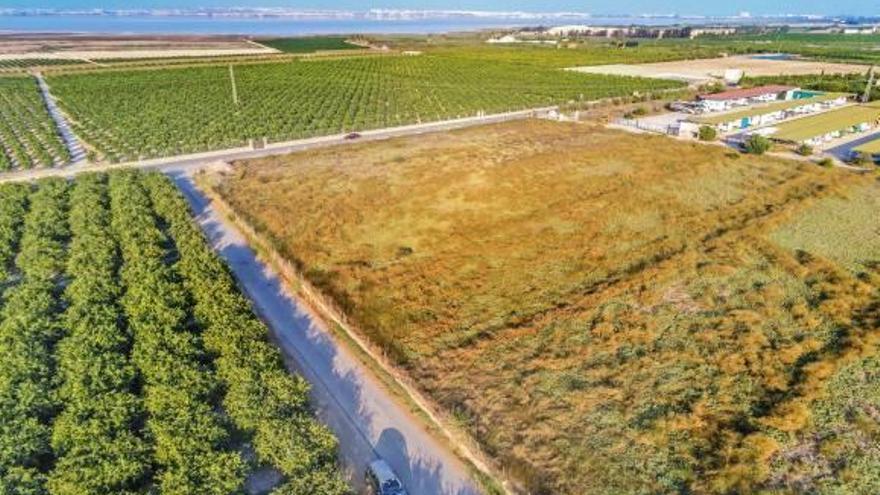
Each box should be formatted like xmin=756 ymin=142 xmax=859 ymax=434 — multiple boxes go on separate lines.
xmin=365 ymin=460 xmax=408 ymax=495
xmin=344 ymin=132 xmax=362 ymax=140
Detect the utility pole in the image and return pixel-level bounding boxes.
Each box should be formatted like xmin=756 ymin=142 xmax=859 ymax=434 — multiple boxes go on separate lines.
xmin=229 ymin=64 xmax=239 ymax=106
xmin=862 ymin=65 xmax=875 ymax=103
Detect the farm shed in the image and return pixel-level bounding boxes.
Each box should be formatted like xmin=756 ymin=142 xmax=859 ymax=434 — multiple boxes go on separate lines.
xmin=697 ymin=85 xmax=800 ymax=112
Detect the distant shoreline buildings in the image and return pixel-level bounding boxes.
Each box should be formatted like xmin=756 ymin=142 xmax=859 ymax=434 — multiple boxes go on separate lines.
xmin=487 ymin=21 xmax=880 ymax=43
xmin=541 ymin=25 xmax=737 ymax=39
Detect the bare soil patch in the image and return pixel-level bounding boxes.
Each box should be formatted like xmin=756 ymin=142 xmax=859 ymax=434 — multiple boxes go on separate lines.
xmin=570 ymin=55 xmax=868 ymax=83
xmin=0 ymin=34 xmax=277 ymax=59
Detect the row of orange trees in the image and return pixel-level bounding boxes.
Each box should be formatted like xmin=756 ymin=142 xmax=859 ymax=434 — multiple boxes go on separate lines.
xmin=142 ymin=172 xmax=348 ymax=494
xmin=0 ymin=178 xmax=69 ymax=492
xmin=0 ymin=173 xmax=348 ymax=494
xmin=49 ymin=174 xmax=150 ymax=493
xmin=0 ymin=77 xmax=70 ymax=170
xmin=47 ymin=54 xmax=684 ymax=162
xmin=109 ymin=171 xmax=246 ymax=493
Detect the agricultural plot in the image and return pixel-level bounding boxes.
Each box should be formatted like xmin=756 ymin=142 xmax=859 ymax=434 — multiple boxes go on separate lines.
xmin=259 ymin=36 xmax=362 ymax=53
xmin=46 ymin=53 xmax=683 ymax=162
xmin=0 ymin=77 xmax=70 ymax=169
xmin=693 ymin=32 xmax=880 ymax=65
xmin=570 ymin=54 xmax=867 ymax=84
xmin=0 ymin=172 xmax=347 ymax=495
xmin=214 ymin=120 xmax=880 ymax=495
xmin=0 ymin=59 xmax=86 ymax=71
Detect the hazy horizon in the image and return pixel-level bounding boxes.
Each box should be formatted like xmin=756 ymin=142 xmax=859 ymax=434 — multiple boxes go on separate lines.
xmin=8 ymin=1 xmax=880 ymax=18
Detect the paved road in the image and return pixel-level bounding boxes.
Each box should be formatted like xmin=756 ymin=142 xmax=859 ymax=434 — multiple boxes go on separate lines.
xmin=0 ymin=105 xmax=556 ymax=184
xmin=825 ymin=130 xmax=880 ymax=161
xmin=170 ymin=171 xmax=482 ymax=495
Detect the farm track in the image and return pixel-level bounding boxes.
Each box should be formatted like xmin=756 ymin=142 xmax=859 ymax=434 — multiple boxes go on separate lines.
xmin=34 ymin=73 xmax=85 ymax=164
xmin=170 ymin=171 xmax=485 ymax=495
xmin=0 ymin=106 xmax=554 ymax=495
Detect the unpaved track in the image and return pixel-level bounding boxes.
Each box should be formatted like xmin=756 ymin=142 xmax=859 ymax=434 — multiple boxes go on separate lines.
xmin=34 ymin=73 xmax=86 ymax=164
xmin=0 ymin=108 xmax=554 ymax=493
xmin=170 ymin=171 xmax=482 ymax=495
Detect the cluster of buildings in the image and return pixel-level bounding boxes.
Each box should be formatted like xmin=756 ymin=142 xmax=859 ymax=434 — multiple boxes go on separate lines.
xmin=792 ymin=25 xmax=880 ymax=35
xmin=662 ymin=85 xmax=880 ymax=154
xmin=694 ymin=85 xmax=802 ymax=113
xmin=487 ymin=25 xmax=738 ymax=44
xmin=543 ymin=25 xmax=737 ymax=39
xmin=691 ymin=89 xmax=849 ymax=133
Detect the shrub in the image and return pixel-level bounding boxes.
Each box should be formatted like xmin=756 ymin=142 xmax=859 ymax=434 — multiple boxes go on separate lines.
xmin=744 ymin=134 xmax=772 ymax=155
xmin=700 ymin=81 xmax=726 ymax=94
xmin=818 ymin=157 xmax=834 ymax=168
xmin=699 ymin=125 xmax=718 ymax=141
xmin=849 ymin=151 xmax=873 ymax=166
xmin=796 ymin=143 xmax=814 ymax=156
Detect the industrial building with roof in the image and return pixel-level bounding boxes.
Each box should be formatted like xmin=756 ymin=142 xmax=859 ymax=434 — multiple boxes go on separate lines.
xmin=691 ymin=92 xmax=849 ymax=133
xmin=697 ymin=85 xmax=801 ymax=112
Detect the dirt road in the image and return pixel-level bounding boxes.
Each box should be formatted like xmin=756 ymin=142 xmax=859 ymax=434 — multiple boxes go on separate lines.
xmin=34 ymin=73 xmax=86 ymax=164
xmin=169 ymin=171 xmax=483 ymax=495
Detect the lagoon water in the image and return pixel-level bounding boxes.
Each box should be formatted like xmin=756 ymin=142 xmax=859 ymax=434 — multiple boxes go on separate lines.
xmin=0 ymin=14 xmax=733 ymax=36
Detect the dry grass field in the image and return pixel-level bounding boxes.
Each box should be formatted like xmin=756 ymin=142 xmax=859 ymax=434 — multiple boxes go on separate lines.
xmin=213 ymin=120 xmax=880 ymax=494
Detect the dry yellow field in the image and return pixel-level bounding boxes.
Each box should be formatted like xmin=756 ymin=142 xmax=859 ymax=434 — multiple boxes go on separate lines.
xmin=214 ymin=120 xmax=880 ymax=494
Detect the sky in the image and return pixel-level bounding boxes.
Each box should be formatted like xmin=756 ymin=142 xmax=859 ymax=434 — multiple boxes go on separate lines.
xmin=9 ymin=1 xmax=880 ymax=17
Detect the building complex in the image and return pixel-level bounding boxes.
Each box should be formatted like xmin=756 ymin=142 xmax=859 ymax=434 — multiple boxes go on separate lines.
xmin=692 ymin=92 xmax=849 ymax=133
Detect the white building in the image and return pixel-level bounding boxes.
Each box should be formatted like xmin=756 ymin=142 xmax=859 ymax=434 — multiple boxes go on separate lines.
xmin=487 ymin=35 xmax=520 ymax=44
xmin=697 ymin=85 xmax=800 ymax=113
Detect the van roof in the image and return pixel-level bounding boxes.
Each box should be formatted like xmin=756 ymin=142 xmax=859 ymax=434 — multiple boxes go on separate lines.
xmin=369 ymin=459 xmax=399 ymax=482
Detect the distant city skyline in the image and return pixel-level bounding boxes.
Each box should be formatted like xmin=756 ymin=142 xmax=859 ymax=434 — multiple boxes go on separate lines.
xmin=9 ymin=1 xmax=880 ymax=17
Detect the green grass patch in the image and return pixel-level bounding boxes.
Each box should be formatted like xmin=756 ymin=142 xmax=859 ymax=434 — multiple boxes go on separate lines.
xmin=258 ymin=36 xmax=360 ymax=53
xmin=770 ymin=181 xmax=880 ymax=273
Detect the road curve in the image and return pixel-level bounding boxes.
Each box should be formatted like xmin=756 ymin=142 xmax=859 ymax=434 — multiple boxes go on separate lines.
xmin=169 ymin=171 xmax=482 ymax=495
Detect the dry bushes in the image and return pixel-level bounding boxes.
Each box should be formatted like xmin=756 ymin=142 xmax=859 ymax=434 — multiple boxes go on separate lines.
xmin=215 ymin=119 xmax=880 ymax=494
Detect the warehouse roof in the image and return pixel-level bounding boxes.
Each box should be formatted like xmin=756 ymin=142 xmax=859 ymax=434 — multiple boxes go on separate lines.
xmin=698 ymin=85 xmax=798 ymax=101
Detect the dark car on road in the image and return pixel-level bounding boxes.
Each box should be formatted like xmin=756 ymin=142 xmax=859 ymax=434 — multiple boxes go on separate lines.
xmin=344 ymin=132 xmax=362 ymax=140
xmin=365 ymin=459 xmax=408 ymax=495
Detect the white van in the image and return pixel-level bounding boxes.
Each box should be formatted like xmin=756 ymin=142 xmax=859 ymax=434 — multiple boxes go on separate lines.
xmin=364 ymin=459 xmax=408 ymax=495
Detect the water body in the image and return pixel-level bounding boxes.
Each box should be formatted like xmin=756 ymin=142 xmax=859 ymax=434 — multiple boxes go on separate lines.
xmin=0 ymin=14 xmax=747 ymax=36
xmin=750 ymin=53 xmax=798 ymax=61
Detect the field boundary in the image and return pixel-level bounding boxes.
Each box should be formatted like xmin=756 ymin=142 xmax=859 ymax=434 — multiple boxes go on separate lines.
xmin=198 ymin=179 xmax=518 ymax=495
xmin=0 ymin=106 xmax=557 ymax=184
